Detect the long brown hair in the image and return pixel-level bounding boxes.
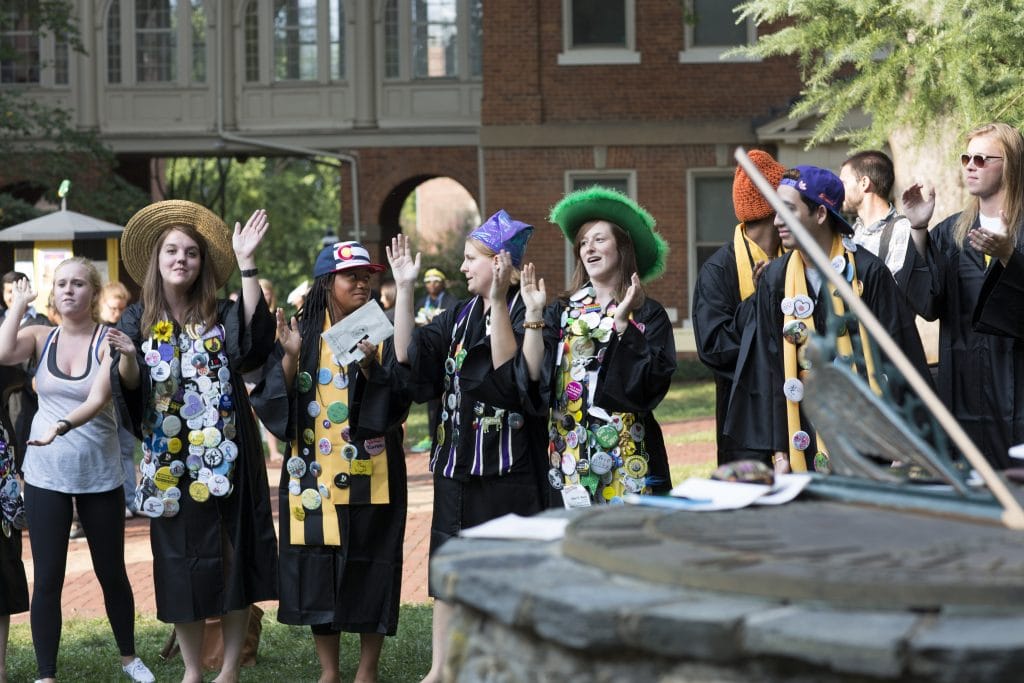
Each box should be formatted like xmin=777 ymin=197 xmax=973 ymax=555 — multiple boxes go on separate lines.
xmin=954 ymin=122 xmax=1024 ymax=247
xmin=140 ymin=224 xmax=219 ymax=332
xmin=562 ymin=220 xmax=646 ymax=306
xmin=54 ymin=256 xmax=102 ymax=323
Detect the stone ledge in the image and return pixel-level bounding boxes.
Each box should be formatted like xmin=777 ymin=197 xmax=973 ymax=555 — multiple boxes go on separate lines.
xmin=435 ymin=524 xmax=1024 ymax=682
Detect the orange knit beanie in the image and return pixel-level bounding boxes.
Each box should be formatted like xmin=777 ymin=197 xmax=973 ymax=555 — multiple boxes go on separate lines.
xmin=733 ymin=150 xmax=785 ymax=223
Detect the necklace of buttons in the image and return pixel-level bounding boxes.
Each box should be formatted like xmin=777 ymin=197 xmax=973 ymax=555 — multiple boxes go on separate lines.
xmin=549 ymin=286 xmax=650 ymax=505
xmin=138 ymin=321 xmax=236 ymax=517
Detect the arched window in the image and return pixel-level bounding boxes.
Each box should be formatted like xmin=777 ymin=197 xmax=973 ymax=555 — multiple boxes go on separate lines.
xmin=244 ymin=0 xmax=345 ymax=83
xmin=383 ymin=0 xmax=482 ymax=81
xmin=105 ymin=0 xmax=207 ymax=85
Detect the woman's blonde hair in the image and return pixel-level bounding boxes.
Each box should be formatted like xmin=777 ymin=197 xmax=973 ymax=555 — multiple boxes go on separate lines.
xmin=140 ymin=224 xmax=219 ymax=332
xmin=954 ymin=122 xmax=1024 ymax=247
xmin=54 ymin=256 xmax=102 ymax=323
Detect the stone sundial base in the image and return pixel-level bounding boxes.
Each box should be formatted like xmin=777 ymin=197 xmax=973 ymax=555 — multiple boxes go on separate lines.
xmin=433 ymin=504 xmax=1024 ymax=683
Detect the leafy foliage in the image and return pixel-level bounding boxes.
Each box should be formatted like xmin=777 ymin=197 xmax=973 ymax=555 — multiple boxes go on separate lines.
xmin=0 ymin=1 xmax=148 ymax=224
xmin=0 ymin=192 xmax=43 ymax=228
xmin=733 ymin=0 xmax=1024 ymax=148
xmin=161 ymin=156 xmax=344 ymax=304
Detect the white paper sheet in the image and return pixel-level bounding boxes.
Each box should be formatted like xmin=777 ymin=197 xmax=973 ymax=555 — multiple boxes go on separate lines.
xmin=625 ymin=473 xmax=814 ymax=512
xmin=459 ymin=513 xmax=569 ymax=541
xmin=321 ymin=300 xmax=394 ymax=366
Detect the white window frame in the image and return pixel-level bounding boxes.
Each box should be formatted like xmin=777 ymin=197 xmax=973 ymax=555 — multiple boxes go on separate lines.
xmin=562 ymin=170 xmax=637 ymax=287
xmin=240 ymin=0 xmax=349 ymax=85
xmin=0 ymin=9 xmax=68 ymax=87
xmin=558 ymin=0 xmax=640 ymax=66
xmin=678 ymin=0 xmax=758 ymax=64
xmin=104 ymin=0 xmax=209 ymax=87
xmin=686 ymin=167 xmax=736 ymax=319
xmin=381 ymin=0 xmax=481 ymax=82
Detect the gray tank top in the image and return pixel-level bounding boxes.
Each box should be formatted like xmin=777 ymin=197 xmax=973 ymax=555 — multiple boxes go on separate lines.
xmin=22 ymin=325 xmax=124 ymax=494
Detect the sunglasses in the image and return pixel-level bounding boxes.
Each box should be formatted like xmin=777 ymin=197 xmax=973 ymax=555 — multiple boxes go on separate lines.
xmin=960 ymin=153 xmax=1003 ymax=168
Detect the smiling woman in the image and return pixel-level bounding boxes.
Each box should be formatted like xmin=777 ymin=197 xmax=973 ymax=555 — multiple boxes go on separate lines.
xmin=249 ymin=240 xmax=410 ymax=683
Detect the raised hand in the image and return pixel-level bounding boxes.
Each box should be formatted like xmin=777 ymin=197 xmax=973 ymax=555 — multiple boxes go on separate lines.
xmin=520 ymin=263 xmax=547 ymax=317
xmin=8 ymin=277 xmax=36 ymax=311
xmin=386 ymin=234 xmax=421 ymax=288
xmin=233 ymin=209 xmax=270 ymax=264
xmin=489 ymin=250 xmax=514 ymax=303
xmin=901 ymin=183 xmax=936 ymax=230
xmin=614 ymin=272 xmax=643 ymax=329
xmin=276 ymin=308 xmax=300 ymax=359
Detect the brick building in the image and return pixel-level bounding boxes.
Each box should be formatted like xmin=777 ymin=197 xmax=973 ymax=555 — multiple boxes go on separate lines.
xmin=1 ymin=1 xmax=850 ymax=341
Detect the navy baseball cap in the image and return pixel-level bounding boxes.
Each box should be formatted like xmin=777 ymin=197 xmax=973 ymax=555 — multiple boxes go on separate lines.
xmin=780 ymin=165 xmax=854 ymax=236
xmin=313 ymin=241 xmax=386 ymax=278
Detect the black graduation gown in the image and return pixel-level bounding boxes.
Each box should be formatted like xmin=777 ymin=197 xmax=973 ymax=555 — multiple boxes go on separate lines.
xmin=726 ymin=248 xmax=929 ymax=459
xmin=691 ymin=241 xmax=759 ymax=464
xmin=115 ymin=296 xmax=278 ymax=623
xmin=906 ymin=213 xmax=1024 ymax=469
xmin=250 ymin=338 xmax=409 ymax=634
xmin=402 ymin=291 xmax=547 ymax=562
xmin=0 ymin=397 xmax=28 ymax=617
xmin=528 ymin=295 xmax=677 ymax=504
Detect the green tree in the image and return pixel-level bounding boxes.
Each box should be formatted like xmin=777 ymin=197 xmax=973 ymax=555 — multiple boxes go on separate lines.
xmin=161 ymin=156 xmax=343 ymax=304
xmin=734 ymin=0 xmax=1024 ymax=218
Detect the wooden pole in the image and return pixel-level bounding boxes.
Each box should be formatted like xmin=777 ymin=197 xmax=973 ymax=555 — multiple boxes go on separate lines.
xmin=734 ymin=148 xmax=1024 ymax=530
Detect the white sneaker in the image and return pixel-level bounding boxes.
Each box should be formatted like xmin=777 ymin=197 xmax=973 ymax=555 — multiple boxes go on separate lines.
xmin=122 ymin=657 xmax=155 ymax=683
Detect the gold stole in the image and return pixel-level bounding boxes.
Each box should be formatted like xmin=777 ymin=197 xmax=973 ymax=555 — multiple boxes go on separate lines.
xmin=289 ymin=322 xmax=389 ymax=547
xmin=782 ymin=236 xmax=879 ymax=471
xmin=734 ymin=222 xmax=781 ymax=301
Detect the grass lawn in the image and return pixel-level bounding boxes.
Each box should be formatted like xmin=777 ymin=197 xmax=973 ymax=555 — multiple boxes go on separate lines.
xmin=5 ymin=606 xmax=433 ymax=682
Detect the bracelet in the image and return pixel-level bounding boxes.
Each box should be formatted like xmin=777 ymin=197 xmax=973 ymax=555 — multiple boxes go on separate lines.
xmin=772 ymin=453 xmax=787 ymax=465
xmin=56 ymin=419 xmax=73 ymax=436
xmin=240 ymin=268 xmax=259 ymax=278
xmin=522 ymin=320 xmax=545 ymax=329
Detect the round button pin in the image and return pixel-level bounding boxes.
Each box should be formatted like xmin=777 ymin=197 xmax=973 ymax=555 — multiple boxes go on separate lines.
xmin=162 ymin=415 xmax=182 ymax=437
xmin=286 ymin=456 xmax=307 ymax=478
xmin=327 ymin=401 xmax=348 ymax=424
xmin=301 ymin=488 xmax=322 ymax=510
xmin=318 ymin=438 xmax=332 ymax=456
xmin=142 ymin=497 xmax=165 ymax=517
xmin=188 ymin=481 xmax=210 ymax=503
xmin=590 ymin=451 xmax=614 ymax=475
xmin=333 ymin=472 xmax=350 ymax=489
xmin=792 ymin=430 xmax=811 ymax=451
xmin=296 ymin=372 xmax=313 ymax=393
xmin=780 ymin=297 xmax=795 ymax=316
xmin=792 ymin=294 xmax=814 ymax=319
xmin=154 ymin=467 xmax=178 ymax=490
xmin=341 ymin=444 xmax=358 ymax=461
xmin=333 ymin=372 xmax=348 ymax=389
xmin=161 ymin=499 xmax=180 ymax=517
xmin=547 ymin=468 xmax=564 ymax=490
xmin=207 ymin=474 xmax=230 ymax=497
xmin=364 ymin=436 xmax=386 ymax=455
xmin=288 ymin=479 xmax=302 ymax=496
xmin=319 ymin=483 xmax=331 ymax=500
xmin=318 ymin=367 xmax=333 ymax=385
xmin=163 ymin=485 xmax=181 ymax=501
xmin=307 ymin=401 xmax=321 ymax=418
xmin=783 ymin=377 xmax=804 ymax=402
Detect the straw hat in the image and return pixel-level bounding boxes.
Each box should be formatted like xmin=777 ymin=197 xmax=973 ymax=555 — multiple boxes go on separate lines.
xmin=121 ymin=200 xmax=235 ymax=288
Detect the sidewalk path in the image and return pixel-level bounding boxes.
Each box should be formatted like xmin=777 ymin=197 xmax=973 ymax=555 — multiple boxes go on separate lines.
xmin=12 ymin=417 xmax=715 ymax=623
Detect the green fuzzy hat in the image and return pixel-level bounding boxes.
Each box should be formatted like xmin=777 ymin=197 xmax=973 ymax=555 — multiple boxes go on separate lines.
xmin=549 ymin=187 xmax=669 ymax=282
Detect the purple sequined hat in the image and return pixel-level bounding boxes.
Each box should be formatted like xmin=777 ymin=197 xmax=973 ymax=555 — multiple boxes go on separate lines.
xmin=468 ymin=210 xmax=534 ymax=267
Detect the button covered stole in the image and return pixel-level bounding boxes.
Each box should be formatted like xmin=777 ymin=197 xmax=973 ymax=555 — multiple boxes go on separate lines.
xmin=781 ymin=236 xmax=879 ymax=472
xmin=286 ymin=318 xmax=389 ymax=546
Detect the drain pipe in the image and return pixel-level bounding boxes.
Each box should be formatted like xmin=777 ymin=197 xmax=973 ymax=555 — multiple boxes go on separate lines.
xmin=213 ymin=3 xmax=361 ymax=241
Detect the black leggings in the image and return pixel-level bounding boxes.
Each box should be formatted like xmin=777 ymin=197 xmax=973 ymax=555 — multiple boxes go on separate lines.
xmin=24 ymin=483 xmax=136 ymax=679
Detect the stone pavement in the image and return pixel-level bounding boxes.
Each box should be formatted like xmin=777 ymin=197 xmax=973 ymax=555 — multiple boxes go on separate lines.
xmin=12 ymin=417 xmax=715 ymax=623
